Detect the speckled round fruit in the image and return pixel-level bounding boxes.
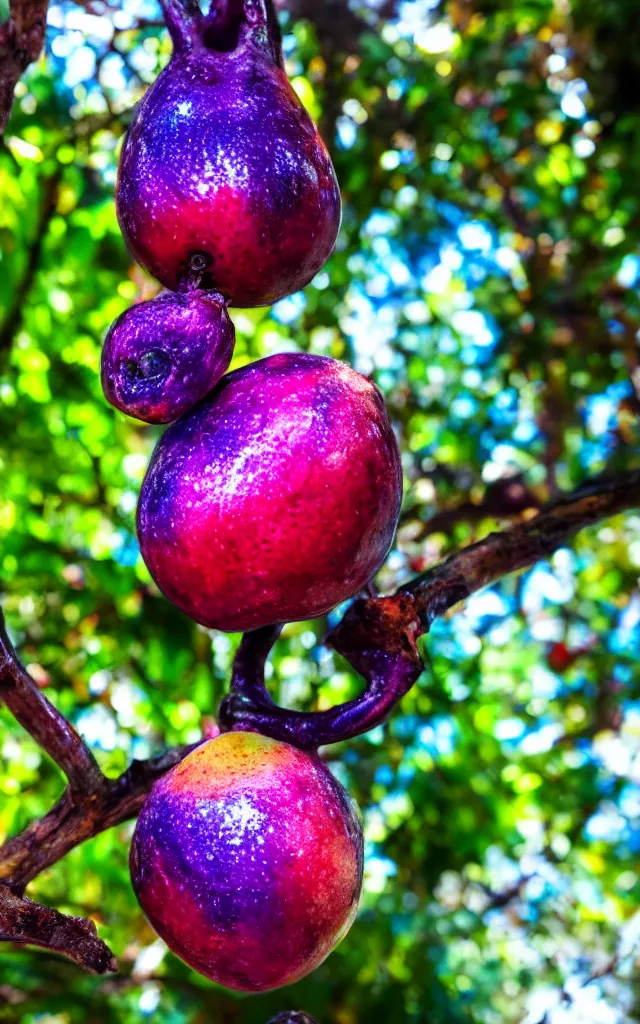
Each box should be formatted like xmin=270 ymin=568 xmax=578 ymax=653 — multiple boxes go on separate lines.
xmin=101 ymin=290 xmax=235 ymax=424
xmin=130 ymin=731 xmax=363 ymax=991
xmin=116 ymin=0 xmax=341 ymax=307
xmin=137 ymin=352 xmax=402 ymax=632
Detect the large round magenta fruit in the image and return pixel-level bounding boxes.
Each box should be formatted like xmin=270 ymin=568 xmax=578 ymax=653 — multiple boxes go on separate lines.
xmin=101 ymin=290 xmax=235 ymax=424
xmin=130 ymin=731 xmax=363 ymax=991
xmin=137 ymin=353 xmax=402 ymax=632
xmin=116 ymin=0 xmax=341 ymax=307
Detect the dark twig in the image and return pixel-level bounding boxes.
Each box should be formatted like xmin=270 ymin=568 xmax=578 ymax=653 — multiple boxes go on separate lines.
xmin=482 ymin=874 xmax=532 ymax=910
xmin=0 ymin=603 xmax=196 ymax=966
xmin=526 ymin=953 xmax=620 ymax=1024
xmin=399 ymin=469 xmax=640 ymax=627
xmin=0 ymin=471 xmax=637 ymax=969
xmin=0 ymin=885 xmax=116 ymax=974
xmin=0 ymin=742 xmax=196 ymax=891
xmin=0 ymin=610 xmax=106 ymax=798
xmin=2 ymin=468 xmax=633 ymax=966
xmin=0 ymin=0 xmax=48 ymax=134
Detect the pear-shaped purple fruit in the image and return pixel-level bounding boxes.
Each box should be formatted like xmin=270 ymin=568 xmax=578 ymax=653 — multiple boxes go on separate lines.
xmin=115 ymin=0 xmax=341 ymax=307
xmin=101 ymin=290 xmax=235 ymax=424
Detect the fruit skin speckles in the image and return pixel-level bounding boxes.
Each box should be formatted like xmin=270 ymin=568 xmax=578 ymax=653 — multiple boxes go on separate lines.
xmin=101 ymin=290 xmax=235 ymax=424
xmin=115 ymin=3 xmax=341 ymax=307
xmin=130 ymin=731 xmax=363 ymax=992
xmin=137 ymin=352 xmax=403 ymax=632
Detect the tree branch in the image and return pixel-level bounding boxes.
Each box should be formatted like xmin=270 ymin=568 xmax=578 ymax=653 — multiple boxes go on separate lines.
xmin=1 ymin=466 xmax=636 ymax=970
xmin=0 ymin=0 xmax=48 ymax=135
xmin=0 ymin=472 xmax=636 ymax=971
xmin=397 ymin=469 xmax=640 ymax=628
xmin=0 ymin=610 xmax=106 ymax=798
xmin=0 ymin=885 xmax=116 ymax=974
xmin=0 ymin=606 xmax=195 ymax=964
xmin=222 ymin=469 xmax=640 ymax=746
xmin=0 ymin=742 xmax=196 ymax=891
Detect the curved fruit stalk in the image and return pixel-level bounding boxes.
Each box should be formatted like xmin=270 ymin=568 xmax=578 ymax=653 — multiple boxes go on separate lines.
xmin=130 ymin=731 xmax=363 ymax=991
xmin=137 ymin=352 xmax=402 ymax=632
xmin=219 ymin=619 xmax=423 ymax=748
xmin=116 ymin=0 xmax=341 ymax=306
xmin=101 ymin=289 xmax=235 ymax=424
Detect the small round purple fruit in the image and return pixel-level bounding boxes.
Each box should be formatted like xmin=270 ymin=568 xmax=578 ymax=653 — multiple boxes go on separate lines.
xmin=130 ymin=731 xmax=363 ymax=991
xmin=137 ymin=352 xmax=402 ymax=632
xmin=116 ymin=0 xmax=341 ymax=306
xmin=101 ymin=290 xmax=235 ymax=424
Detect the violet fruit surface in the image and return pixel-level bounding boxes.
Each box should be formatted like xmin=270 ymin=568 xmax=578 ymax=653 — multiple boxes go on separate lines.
xmin=130 ymin=731 xmax=363 ymax=991
xmin=137 ymin=352 xmax=402 ymax=632
xmin=116 ymin=0 xmax=341 ymax=306
xmin=101 ymin=290 xmax=235 ymax=424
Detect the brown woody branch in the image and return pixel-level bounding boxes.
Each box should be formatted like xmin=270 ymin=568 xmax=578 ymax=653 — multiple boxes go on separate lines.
xmin=406 ymin=468 xmax=640 ymax=618
xmin=0 ymin=609 xmax=105 ymax=797
xmin=0 ymin=0 xmax=48 ymax=134
xmin=0 ymin=739 xmax=196 ymax=891
xmin=0 ymin=740 xmax=194 ymax=970
xmin=0 ymin=469 xmax=637 ymax=970
xmin=329 ymin=468 xmax=640 ymax=666
xmin=0 ymin=609 xmax=195 ymax=968
xmin=0 ymin=885 xmax=116 ymax=973
xmin=223 ymin=469 xmax=640 ymax=747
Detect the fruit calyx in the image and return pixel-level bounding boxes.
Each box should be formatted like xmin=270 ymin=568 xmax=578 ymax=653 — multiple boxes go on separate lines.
xmin=163 ymin=0 xmax=282 ymax=66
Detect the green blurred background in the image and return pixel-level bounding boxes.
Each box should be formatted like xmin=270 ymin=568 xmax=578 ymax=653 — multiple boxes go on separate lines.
xmin=1 ymin=0 xmax=640 ymax=1020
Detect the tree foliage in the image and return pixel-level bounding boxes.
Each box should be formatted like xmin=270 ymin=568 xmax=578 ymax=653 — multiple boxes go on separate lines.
xmin=0 ymin=0 xmax=639 ymax=1021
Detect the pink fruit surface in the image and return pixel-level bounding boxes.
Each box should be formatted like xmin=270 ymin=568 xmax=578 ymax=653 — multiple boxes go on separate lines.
xmin=137 ymin=352 xmax=402 ymax=632
xmin=116 ymin=5 xmax=341 ymax=307
xmin=130 ymin=731 xmax=363 ymax=991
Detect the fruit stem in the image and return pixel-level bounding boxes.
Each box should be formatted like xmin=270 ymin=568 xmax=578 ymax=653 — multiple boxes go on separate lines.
xmin=218 ymin=623 xmax=421 ymax=749
xmin=178 ymin=251 xmax=210 ymax=292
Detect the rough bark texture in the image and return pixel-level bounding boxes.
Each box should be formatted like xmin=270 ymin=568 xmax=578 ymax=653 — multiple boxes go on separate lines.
xmin=0 ymin=612 xmax=106 ymax=797
xmin=0 ymin=0 xmax=48 ymax=134
xmin=0 ymin=609 xmax=195 ymax=968
xmin=0 ymin=885 xmax=117 ymax=973
xmin=0 ymin=739 xmax=197 ymax=891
